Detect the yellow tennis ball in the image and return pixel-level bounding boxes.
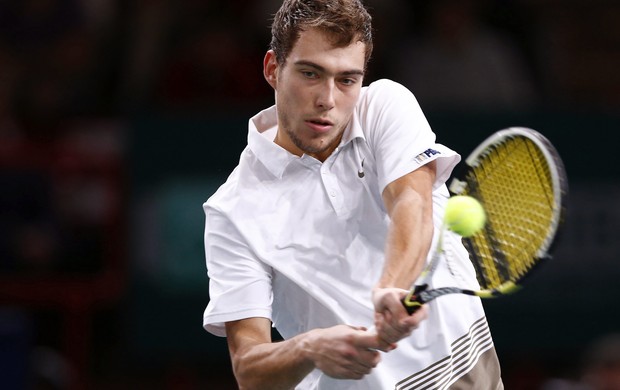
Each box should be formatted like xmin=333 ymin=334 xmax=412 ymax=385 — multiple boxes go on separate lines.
xmin=444 ymin=195 xmax=486 ymax=237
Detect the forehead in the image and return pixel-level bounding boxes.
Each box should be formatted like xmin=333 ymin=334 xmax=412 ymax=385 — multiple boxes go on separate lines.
xmin=287 ymin=27 xmax=366 ymax=72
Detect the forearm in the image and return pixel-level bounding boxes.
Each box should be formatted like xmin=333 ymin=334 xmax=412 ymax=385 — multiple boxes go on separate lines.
xmin=372 ymin=168 xmax=435 ymax=345
xmin=378 ymin=187 xmax=434 ymax=289
xmin=227 ymin=320 xmax=383 ymax=389
xmin=230 ymin=331 xmax=314 ymax=390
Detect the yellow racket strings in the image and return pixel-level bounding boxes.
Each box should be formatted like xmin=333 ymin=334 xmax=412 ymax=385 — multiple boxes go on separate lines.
xmin=464 ymin=137 xmax=556 ymax=290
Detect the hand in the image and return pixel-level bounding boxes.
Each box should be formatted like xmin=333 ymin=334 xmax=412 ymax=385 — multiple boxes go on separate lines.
xmin=372 ymin=287 xmax=428 ymax=348
xmin=304 ymin=325 xmax=383 ymax=380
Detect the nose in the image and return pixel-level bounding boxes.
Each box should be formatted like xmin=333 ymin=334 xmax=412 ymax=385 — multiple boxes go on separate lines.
xmin=316 ymin=79 xmax=335 ymax=110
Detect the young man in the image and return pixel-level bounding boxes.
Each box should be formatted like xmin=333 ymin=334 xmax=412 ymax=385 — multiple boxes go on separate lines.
xmin=203 ymin=0 xmax=503 ymax=389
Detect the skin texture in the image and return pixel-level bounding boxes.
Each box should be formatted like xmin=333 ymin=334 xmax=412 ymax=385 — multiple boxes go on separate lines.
xmin=264 ymin=27 xmax=365 ymax=162
xmin=224 ymin=27 xmax=432 ymax=389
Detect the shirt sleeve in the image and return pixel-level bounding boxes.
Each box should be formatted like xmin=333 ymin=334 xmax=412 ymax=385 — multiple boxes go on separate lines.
xmin=203 ymin=205 xmax=273 ymax=337
xmin=360 ymin=79 xmax=461 ymax=193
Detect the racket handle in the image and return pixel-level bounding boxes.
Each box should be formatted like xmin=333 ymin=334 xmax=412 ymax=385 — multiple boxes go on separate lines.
xmin=402 ymin=286 xmax=471 ymax=314
xmin=401 ymin=284 xmax=428 ymax=315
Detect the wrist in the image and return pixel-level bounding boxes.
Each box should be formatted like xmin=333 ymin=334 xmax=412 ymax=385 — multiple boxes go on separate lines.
xmin=297 ymin=329 xmax=319 ymax=370
xmin=375 ymin=272 xmax=399 ymax=289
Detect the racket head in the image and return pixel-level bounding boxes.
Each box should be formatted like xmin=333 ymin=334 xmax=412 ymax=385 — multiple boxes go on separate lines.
xmin=448 ymin=127 xmax=568 ymax=296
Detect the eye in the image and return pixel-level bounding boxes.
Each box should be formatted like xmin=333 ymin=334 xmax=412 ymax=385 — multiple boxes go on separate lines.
xmin=301 ymin=70 xmax=318 ymax=79
xmin=340 ymin=77 xmax=359 ymax=86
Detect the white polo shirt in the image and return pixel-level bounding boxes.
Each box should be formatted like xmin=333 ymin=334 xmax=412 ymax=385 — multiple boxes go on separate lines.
xmin=203 ymin=79 xmax=496 ymax=389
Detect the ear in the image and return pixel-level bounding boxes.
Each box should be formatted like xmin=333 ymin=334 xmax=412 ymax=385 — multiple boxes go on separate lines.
xmin=263 ymin=50 xmax=279 ymax=90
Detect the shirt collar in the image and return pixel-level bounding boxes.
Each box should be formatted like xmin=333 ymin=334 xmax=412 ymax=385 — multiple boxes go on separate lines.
xmin=341 ymin=107 xmax=366 ymax=146
xmin=247 ymin=102 xmax=367 ymax=179
xmin=248 ymin=106 xmax=297 ymax=179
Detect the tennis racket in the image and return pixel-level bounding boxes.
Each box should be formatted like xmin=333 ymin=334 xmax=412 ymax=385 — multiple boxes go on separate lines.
xmin=402 ymin=127 xmax=568 ymax=314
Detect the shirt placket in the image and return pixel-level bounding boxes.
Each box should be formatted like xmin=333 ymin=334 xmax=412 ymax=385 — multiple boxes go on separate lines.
xmin=320 ymin=153 xmax=345 ymax=215
xmin=298 ymin=151 xmax=346 ymax=215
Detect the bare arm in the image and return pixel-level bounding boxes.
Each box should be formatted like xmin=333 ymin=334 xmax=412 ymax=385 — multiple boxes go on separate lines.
xmin=226 ymin=317 xmax=385 ymax=390
xmin=372 ymin=161 xmax=436 ymax=345
xmin=380 ymin=161 xmax=436 ymax=288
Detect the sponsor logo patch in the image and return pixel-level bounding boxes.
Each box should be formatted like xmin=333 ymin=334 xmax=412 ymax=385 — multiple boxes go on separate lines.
xmin=414 ymin=148 xmax=441 ymax=163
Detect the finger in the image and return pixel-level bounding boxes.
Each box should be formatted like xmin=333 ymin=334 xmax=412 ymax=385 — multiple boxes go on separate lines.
xmin=363 ymin=325 xmax=396 ymax=352
xmin=379 ymin=313 xmax=419 ymax=343
xmin=400 ymin=304 xmax=428 ymax=327
xmin=371 ymin=328 xmax=397 ymax=352
xmin=358 ymin=348 xmax=381 ymax=366
xmin=350 ymin=353 xmax=380 ymax=379
xmin=379 ymin=326 xmax=410 ymax=345
xmin=374 ymin=312 xmax=383 ymax=327
xmin=375 ymin=341 xmax=397 ymax=353
xmin=333 ymin=355 xmax=376 ymax=379
xmin=352 ymin=330 xmax=385 ymax=350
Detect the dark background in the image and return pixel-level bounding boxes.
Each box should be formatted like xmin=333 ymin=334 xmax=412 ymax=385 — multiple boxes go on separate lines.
xmin=0 ymin=0 xmax=619 ymax=389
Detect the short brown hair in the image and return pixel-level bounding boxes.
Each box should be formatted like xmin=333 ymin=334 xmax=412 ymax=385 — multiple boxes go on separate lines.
xmin=270 ymin=0 xmax=373 ymax=68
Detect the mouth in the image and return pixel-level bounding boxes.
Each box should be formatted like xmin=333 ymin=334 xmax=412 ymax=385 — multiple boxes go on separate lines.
xmin=305 ymin=118 xmax=334 ymax=133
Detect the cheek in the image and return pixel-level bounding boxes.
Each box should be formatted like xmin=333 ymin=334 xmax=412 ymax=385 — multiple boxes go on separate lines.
xmin=338 ymin=93 xmax=360 ymax=116
xmin=278 ymin=84 xmax=310 ymax=113
xmin=344 ymin=96 xmax=358 ymax=111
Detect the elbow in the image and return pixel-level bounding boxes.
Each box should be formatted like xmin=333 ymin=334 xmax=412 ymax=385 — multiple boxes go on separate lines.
xmin=231 ymin=358 xmax=252 ymax=390
xmin=233 ymin=372 xmax=253 ymax=390
xmin=230 ymin=360 xmax=270 ymax=390
xmin=236 ymin=378 xmax=292 ymax=390
xmin=236 ymin=382 xmax=253 ymax=390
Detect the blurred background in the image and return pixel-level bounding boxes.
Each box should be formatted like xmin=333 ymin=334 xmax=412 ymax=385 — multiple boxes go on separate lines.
xmin=0 ymin=0 xmax=619 ymax=389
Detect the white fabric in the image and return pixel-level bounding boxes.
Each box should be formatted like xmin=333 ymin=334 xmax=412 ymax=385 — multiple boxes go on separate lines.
xmin=203 ymin=79 xmax=493 ymax=389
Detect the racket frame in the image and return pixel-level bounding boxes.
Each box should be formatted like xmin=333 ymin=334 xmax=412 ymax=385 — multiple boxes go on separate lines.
xmin=451 ymin=127 xmax=566 ymax=260
xmin=402 ymin=127 xmax=568 ymax=313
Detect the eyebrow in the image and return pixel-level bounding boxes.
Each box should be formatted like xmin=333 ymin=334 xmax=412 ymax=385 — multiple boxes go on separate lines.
xmin=293 ymin=60 xmax=365 ymax=77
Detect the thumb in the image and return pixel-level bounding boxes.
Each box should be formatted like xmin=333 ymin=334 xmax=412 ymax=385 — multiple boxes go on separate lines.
xmin=353 ymin=329 xmax=384 ymax=350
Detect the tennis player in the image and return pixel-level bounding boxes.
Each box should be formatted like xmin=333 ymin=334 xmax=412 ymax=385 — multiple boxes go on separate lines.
xmin=203 ymin=0 xmax=503 ymax=388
